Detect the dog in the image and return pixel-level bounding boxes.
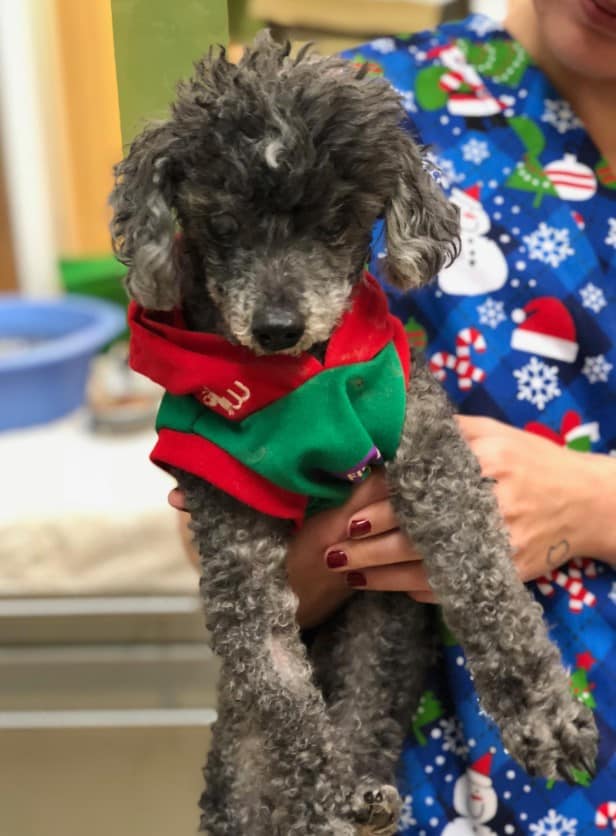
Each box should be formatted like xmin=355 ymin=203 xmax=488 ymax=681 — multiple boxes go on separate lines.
xmin=111 ymin=32 xmax=598 ymax=836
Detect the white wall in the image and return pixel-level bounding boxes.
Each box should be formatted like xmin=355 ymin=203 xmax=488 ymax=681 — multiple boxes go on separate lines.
xmin=0 ymin=0 xmax=59 ymax=295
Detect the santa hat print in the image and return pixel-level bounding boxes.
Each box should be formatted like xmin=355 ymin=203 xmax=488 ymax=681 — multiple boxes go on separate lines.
xmin=468 ymin=752 xmax=494 ymax=788
xmin=511 ymin=297 xmax=579 ymax=363
xmin=451 ymin=184 xmax=482 ymax=212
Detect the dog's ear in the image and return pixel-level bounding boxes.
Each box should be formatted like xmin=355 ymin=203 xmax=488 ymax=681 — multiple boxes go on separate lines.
xmin=110 ymin=122 xmax=180 ymax=310
xmin=384 ymin=135 xmax=460 ymax=290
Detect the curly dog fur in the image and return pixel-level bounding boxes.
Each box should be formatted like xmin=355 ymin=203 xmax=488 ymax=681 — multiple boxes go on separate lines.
xmin=111 ymin=32 xmax=598 ymax=835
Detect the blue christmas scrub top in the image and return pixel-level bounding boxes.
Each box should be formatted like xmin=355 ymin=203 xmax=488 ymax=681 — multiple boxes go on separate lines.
xmin=346 ymin=14 xmax=616 ymax=836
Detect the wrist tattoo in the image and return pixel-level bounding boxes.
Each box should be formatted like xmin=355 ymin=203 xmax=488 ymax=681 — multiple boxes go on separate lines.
xmin=546 ymin=539 xmax=571 ymax=569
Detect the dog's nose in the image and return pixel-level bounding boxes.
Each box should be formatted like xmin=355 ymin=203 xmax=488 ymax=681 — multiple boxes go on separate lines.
xmin=252 ymin=309 xmax=305 ymax=352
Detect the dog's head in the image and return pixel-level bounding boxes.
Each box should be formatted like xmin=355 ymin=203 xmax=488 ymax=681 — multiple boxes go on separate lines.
xmin=111 ymin=32 xmax=459 ymax=355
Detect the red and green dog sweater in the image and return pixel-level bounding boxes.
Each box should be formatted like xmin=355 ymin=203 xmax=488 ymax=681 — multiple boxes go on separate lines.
xmin=128 ymin=273 xmax=410 ymax=527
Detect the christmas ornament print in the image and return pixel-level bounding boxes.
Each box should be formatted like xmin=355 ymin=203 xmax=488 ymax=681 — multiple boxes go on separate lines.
xmin=438 ymin=186 xmax=509 ymax=295
xmin=543 ymin=154 xmax=597 ymax=201
xmin=511 ymin=297 xmax=579 ymax=362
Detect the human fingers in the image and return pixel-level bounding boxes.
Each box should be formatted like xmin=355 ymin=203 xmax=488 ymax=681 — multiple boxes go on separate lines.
xmin=408 ymin=590 xmax=437 ymax=604
xmin=346 ymin=561 xmax=432 ymax=595
xmin=343 ymin=468 xmax=390 ymax=518
xmin=325 ymin=530 xmax=422 ymax=572
xmin=456 ymin=414 xmax=512 ymax=441
xmin=168 ymin=487 xmax=187 ymax=511
xmin=347 ymin=498 xmax=400 ymax=539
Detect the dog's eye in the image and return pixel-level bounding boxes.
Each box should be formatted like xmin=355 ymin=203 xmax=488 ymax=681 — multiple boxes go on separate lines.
xmin=208 ymin=214 xmax=238 ymax=239
xmin=318 ymin=220 xmax=346 ymax=242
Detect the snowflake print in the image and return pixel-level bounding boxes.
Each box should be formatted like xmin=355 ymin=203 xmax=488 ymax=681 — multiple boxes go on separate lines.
xmin=425 ymin=151 xmax=465 ymax=189
xmin=529 ymin=808 xmax=577 ymax=836
xmin=370 ymin=37 xmax=396 ymax=54
xmin=393 ymin=87 xmax=417 ymax=114
xmin=398 ymin=795 xmax=417 ymax=830
xmin=438 ymin=716 xmax=469 ymax=757
xmin=514 ymin=356 xmax=561 ymax=410
xmin=467 ymin=14 xmax=501 ymax=37
xmin=477 ymin=297 xmax=506 ymax=329
xmin=523 ymin=223 xmax=574 ymax=268
xmin=461 ymin=137 xmax=490 ymax=165
xmin=541 ymin=98 xmax=583 ymax=134
xmin=606 ymin=218 xmax=616 ymax=249
xmin=579 ymin=282 xmax=607 ymax=314
xmin=582 ymin=354 xmax=613 ymax=384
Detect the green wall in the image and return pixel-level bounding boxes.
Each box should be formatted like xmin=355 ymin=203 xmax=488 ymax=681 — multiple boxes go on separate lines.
xmin=111 ymin=0 xmax=229 ymax=145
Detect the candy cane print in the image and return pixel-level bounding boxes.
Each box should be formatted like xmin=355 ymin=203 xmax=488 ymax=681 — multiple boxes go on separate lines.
xmin=536 ymin=558 xmax=597 ymax=613
xmin=596 ymin=801 xmax=616 ymax=829
xmin=455 ymin=327 xmax=486 ymax=389
xmin=429 ymin=327 xmax=487 ymax=389
xmin=428 ymin=350 xmax=458 ymax=382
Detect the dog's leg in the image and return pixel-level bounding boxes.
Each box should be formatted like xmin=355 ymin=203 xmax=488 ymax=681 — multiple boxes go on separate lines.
xmin=179 ymin=474 xmax=357 ymax=836
xmin=311 ymin=592 xmax=436 ymax=835
xmin=385 ymin=359 xmax=598 ymax=783
xmin=198 ymin=690 xmax=259 ymax=835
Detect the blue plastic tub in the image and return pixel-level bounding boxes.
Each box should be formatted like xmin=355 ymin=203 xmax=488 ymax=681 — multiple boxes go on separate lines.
xmin=0 ymin=295 xmax=126 ymax=431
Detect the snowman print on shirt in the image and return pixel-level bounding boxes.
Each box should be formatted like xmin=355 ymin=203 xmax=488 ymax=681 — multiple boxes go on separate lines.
xmin=442 ymin=753 xmax=499 ymax=836
xmin=438 ymin=185 xmax=509 ymax=296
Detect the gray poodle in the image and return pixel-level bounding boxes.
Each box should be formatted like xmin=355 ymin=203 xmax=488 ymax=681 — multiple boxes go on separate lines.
xmin=111 ymin=32 xmax=598 ymax=836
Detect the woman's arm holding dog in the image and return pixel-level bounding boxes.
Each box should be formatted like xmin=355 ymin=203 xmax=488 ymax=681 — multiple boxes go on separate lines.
xmin=319 ymin=419 xmax=616 ymax=602
xmin=173 ymin=424 xmax=616 ymax=628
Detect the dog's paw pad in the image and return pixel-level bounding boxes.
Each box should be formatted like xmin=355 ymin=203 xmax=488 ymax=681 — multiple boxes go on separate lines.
xmin=352 ymin=782 xmax=401 ymax=836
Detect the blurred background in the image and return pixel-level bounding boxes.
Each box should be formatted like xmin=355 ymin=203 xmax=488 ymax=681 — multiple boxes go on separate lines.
xmin=0 ymin=1 xmax=505 ymax=834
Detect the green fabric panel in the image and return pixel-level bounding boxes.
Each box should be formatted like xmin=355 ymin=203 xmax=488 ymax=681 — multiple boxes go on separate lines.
xmin=157 ymin=342 xmax=407 ymax=508
xmin=110 ymin=0 xmax=229 ymax=144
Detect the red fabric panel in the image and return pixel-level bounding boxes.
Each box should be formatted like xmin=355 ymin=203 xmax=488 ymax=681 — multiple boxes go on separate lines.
xmin=152 ymin=428 xmax=308 ymax=525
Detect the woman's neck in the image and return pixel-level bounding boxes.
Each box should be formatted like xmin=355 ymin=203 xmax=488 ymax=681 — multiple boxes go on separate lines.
xmin=505 ymin=0 xmax=616 ymax=168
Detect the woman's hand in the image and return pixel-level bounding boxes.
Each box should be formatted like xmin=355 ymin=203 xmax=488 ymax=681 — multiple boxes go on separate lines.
xmin=285 ymin=469 xmax=432 ymax=627
xmin=168 ymin=472 xmax=431 ymax=627
xmin=457 ymin=415 xmax=616 ymax=578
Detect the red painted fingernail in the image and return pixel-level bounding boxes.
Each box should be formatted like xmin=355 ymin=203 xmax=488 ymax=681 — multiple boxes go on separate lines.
xmin=326 ymin=550 xmax=348 ymax=569
xmin=349 ymin=518 xmax=371 ymax=538
xmin=347 ymin=571 xmax=367 ymax=587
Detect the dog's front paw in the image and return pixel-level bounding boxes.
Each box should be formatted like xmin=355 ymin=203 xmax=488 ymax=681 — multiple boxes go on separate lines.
xmin=352 ymin=781 xmax=401 ymax=836
xmin=502 ymin=697 xmax=598 ymax=784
